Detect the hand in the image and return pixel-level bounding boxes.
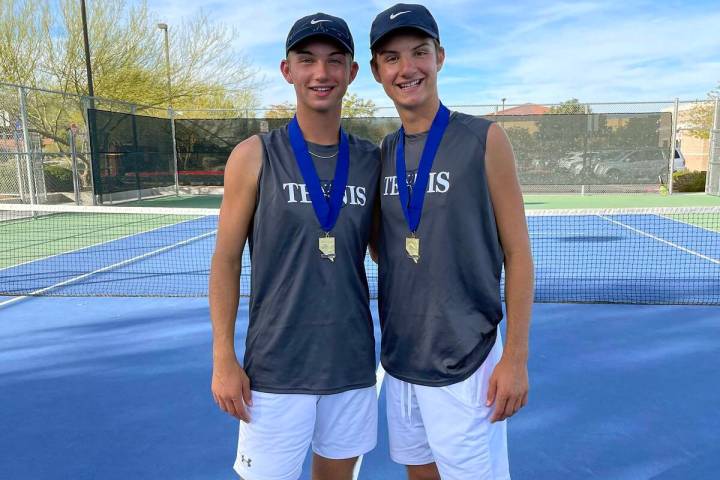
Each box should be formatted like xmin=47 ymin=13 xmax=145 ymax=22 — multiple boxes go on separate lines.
xmin=212 ymin=357 xmax=253 ymax=422
xmin=486 ymin=355 xmax=529 ymax=423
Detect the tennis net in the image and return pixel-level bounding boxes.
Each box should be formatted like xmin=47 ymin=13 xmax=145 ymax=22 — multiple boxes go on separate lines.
xmin=1 ymin=204 xmax=718 ymax=304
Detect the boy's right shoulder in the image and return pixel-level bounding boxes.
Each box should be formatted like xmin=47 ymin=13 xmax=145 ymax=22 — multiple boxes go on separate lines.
xmin=230 ymin=134 xmax=263 ymax=161
xmin=226 ymin=134 xmax=263 ymax=180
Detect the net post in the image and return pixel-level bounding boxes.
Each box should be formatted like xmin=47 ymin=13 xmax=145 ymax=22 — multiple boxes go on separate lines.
xmin=169 ymin=107 xmax=180 ymax=196
xmin=668 ymin=98 xmax=679 ymax=195
xmin=18 ymin=86 xmax=36 ymax=206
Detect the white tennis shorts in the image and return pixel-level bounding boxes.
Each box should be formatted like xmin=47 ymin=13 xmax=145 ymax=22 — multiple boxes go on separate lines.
xmin=233 ymin=386 xmax=377 ymax=480
xmin=385 ymin=332 xmax=510 ymax=479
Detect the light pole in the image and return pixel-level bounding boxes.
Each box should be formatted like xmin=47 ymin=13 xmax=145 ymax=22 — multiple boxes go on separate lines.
xmin=81 ymin=0 xmax=95 ymax=102
xmin=157 ymin=23 xmax=172 ymax=107
xmin=501 ymin=97 xmax=506 ymax=112
xmin=158 ymin=23 xmax=180 ymax=195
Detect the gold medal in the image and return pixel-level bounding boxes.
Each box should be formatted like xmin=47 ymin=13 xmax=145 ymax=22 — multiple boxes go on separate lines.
xmin=406 ymin=236 xmax=420 ymax=263
xmin=319 ymin=235 xmax=336 ymax=262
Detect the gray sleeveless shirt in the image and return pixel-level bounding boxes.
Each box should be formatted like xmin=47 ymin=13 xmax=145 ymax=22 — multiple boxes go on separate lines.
xmin=244 ymin=125 xmax=380 ymax=394
xmin=378 ymin=112 xmax=503 ymax=387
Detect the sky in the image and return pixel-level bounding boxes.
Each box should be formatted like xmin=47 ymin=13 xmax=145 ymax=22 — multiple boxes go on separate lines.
xmin=139 ymin=0 xmax=720 ymax=109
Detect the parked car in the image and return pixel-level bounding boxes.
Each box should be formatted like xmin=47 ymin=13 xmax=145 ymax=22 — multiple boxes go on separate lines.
xmin=593 ymin=147 xmax=683 ymax=183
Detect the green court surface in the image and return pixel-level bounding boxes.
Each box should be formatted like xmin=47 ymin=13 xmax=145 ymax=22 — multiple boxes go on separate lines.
xmin=0 ymin=211 xmax=201 ymax=270
xmin=523 ymin=193 xmax=720 ymax=209
xmin=124 ymin=195 xmax=223 ymax=209
xmin=127 ymin=192 xmax=720 ymax=211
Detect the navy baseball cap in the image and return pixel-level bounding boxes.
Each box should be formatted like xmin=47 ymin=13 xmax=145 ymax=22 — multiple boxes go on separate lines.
xmin=370 ymin=3 xmax=439 ymax=50
xmin=286 ymin=13 xmax=355 ymax=58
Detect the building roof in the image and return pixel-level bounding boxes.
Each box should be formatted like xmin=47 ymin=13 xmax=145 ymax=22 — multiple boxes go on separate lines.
xmin=492 ymin=103 xmax=551 ymax=115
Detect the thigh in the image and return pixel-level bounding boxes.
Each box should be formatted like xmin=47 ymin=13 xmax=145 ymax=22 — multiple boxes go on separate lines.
xmin=312 ymin=386 xmax=378 ymax=459
xmin=234 ymin=391 xmax=318 ymax=480
xmin=311 ymin=453 xmax=357 ymax=480
xmin=406 ymin=462 xmax=441 ymax=480
xmin=415 ymin=334 xmax=510 ymax=480
xmin=385 ymin=374 xmax=434 ymax=466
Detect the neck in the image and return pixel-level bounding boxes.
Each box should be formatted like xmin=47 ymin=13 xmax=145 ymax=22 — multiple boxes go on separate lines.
xmin=397 ymin=97 xmax=441 ymax=134
xmin=295 ymin=103 xmax=342 ymax=145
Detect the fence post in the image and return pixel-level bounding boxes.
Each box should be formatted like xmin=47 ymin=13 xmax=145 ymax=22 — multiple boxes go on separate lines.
xmin=130 ymin=104 xmax=142 ymax=202
xmin=12 ymin=121 xmax=26 ymax=203
xmin=69 ymin=125 xmax=80 ymax=205
xmin=18 ymin=86 xmax=36 ymax=206
xmin=169 ymin=107 xmax=180 ymax=196
xmin=81 ymin=96 xmax=98 ymax=205
xmin=668 ymin=98 xmax=679 ymax=195
xmin=583 ymin=104 xmax=590 ymax=195
xmin=707 ymin=97 xmax=720 ymax=195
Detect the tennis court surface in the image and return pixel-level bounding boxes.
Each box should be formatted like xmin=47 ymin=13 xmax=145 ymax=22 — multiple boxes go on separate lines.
xmin=1 ymin=201 xmax=719 ymax=479
xmin=1 ymin=203 xmax=718 ymax=303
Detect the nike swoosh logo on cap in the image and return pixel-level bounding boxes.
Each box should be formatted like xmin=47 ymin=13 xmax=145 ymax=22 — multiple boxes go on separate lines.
xmin=310 ymin=19 xmax=331 ymax=24
xmin=389 ymin=11 xmax=411 ymax=20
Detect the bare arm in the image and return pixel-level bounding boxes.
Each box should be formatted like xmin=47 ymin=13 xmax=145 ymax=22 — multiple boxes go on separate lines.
xmin=483 ymin=123 xmax=534 ymax=422
xmin=209 ymin=135 xmax=262 ymax=422
xmin=368 ymin=193 xmax=381 ymax=263
xmin=368 ymin=141 xmax=383 ymax=263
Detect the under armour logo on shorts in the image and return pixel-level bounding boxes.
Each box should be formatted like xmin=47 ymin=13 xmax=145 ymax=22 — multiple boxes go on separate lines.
xmin=239 ymin=454 xmax=252 ymax=468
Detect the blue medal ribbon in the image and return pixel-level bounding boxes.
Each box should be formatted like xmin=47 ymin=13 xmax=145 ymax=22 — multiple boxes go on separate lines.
xmin=396 ymin=103 xmax=451 ymax=233
xmin=288 ymin=116 xmax=350 ymax=232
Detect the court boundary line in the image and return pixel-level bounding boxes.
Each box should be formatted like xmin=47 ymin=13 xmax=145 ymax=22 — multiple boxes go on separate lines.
xmin=598 ymin=215 xmax=720 ymax=265
xmin=657 ymin=214 xmax=719 ymax=235
xmin=0 ymin=213 xmax=213 ymax=274
xmin=352 ymin=363 xmax=386 ymax=480
xmin=0 ymin=229 xmax=216 ymax=308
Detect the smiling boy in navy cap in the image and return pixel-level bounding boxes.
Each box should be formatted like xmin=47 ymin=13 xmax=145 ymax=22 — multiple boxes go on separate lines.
xmin=210 ymin=12 xmax=380 ymax=480
xmin=370 ymin=4 xmax=534 ymax=479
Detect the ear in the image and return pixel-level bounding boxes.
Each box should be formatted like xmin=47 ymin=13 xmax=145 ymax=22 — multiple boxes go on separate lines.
xmin=436 ymin=46 xmax=445 ymax=72
xmin=370 ymin=59 xmax=381 ymax=83
xmin=348 ymin=60 xmax=359 ymax=85
xmin=280 ymin=58 xmax=293 ymax=84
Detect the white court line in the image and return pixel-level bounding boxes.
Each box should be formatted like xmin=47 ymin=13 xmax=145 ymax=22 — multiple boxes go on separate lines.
xmin=0 ymin=230 xmax=216 ymax=308
xmin=598 ymin=215 xmax=720 ymax=265
xmin=657 ymin=214 xmax=719 ymax=235
xmin=352 ymin=363 xmax=386 ymax=480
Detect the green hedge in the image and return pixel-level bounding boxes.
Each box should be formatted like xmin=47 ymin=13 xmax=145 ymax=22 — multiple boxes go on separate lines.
xmin=672 ymin=170 xmax=707 ymax=192
xmin=44 ymin=165 xmax=74 ymax=192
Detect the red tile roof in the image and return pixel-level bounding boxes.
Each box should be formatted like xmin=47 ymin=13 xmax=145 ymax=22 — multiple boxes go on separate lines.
xmin=492 ymin=103 xmax=550 ymax=115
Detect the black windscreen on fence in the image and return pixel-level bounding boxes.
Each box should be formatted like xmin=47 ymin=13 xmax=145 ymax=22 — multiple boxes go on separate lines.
xmin=173 ymin=117 xmax=402 ymax=186
xmin=89 ymin=109 xmax=672 ymax=194
xmin=88 ymin=109 xmax=175 ymax=197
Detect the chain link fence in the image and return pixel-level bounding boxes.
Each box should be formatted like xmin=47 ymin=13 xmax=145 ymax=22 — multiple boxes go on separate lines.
xmin=1 ymin=81 xmax=717 ymax=203
xmin=0 ymin=82 xmax=171 ymax=205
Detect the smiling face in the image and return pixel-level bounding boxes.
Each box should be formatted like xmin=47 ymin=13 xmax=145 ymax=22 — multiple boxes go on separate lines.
xmin=371 ymin=30 xmax=445 ymax=113
xmin=281 ymin=39 xmax=359 ymax=114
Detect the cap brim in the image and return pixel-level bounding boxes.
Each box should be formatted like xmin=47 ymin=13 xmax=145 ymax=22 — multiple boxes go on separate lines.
xmin=371 ymin=25 xmax=439 ymax=49
xmin=287 ymin=32 xmax=353 ymax=56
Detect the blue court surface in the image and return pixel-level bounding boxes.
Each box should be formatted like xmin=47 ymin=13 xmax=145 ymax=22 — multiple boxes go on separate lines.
xmin=2 ymin=208 xmax=719 ymax=303
xmin=1 ymin=297 xmax=718 ymax=479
